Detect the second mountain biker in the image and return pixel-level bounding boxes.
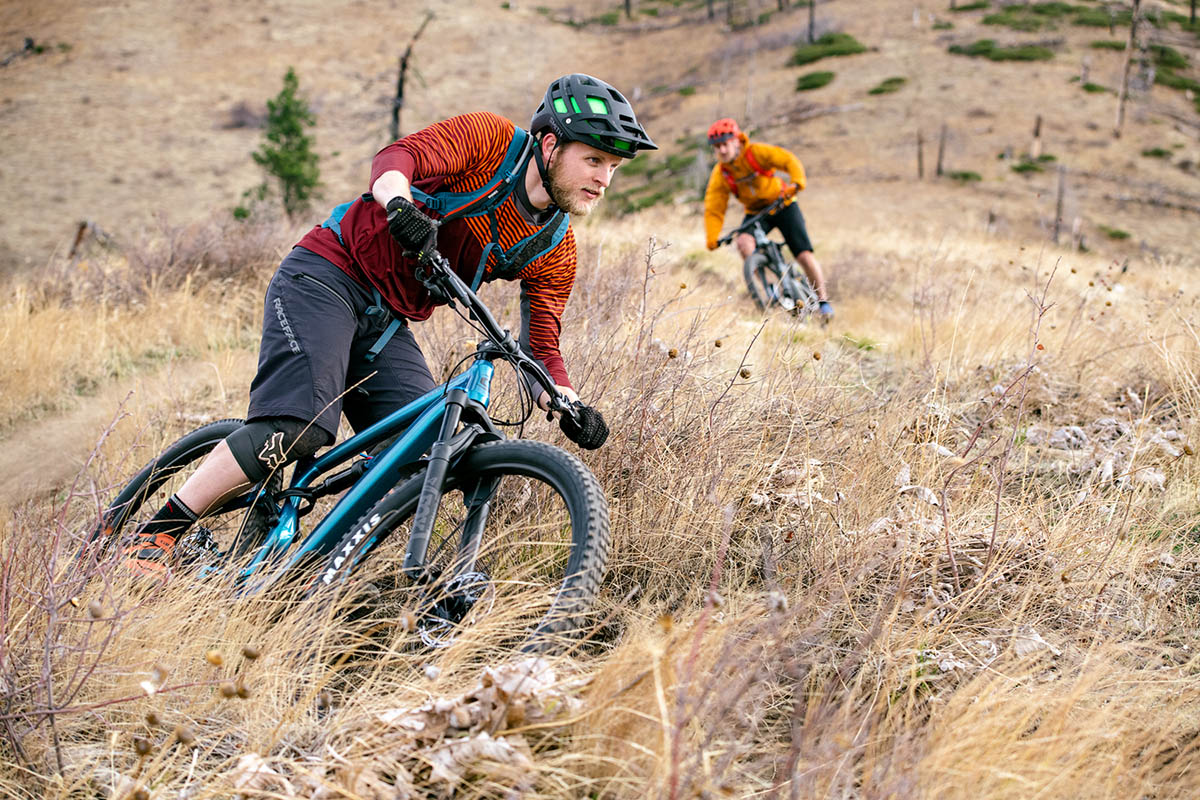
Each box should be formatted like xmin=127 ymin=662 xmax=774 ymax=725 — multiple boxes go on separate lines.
xmin=702 ymin=117 xmax=833 ymax=320
xmin=123 ymin=73 xmax=657 ymax=576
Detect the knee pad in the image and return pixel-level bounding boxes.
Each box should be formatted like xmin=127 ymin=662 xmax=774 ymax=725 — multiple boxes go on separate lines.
xmin=226 ymin=418 xmax=329 ymax=483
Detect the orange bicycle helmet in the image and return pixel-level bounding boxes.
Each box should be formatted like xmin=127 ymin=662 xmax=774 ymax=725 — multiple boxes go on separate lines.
xmin=707 ymin=117 xmax=741 ymax=145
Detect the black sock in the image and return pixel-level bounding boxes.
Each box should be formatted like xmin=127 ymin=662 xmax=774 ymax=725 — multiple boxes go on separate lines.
xmin=136 ymin=494 xmax=199 ymax=541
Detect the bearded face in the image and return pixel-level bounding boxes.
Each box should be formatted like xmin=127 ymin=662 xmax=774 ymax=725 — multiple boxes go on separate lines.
xmin=544 ymin=140 xmax=623 ymax=216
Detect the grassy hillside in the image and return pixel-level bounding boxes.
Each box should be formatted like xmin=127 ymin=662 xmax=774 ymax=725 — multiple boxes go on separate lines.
xmin=2 ymin=1 xmax=1200 ymax=797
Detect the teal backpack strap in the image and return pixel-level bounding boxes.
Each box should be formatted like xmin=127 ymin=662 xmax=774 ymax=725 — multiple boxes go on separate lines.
xmin=411 ymin=127 xmax=533 ymax=221
xmin=470 ymin=210 xmax=570 ymax=289
xmin=363 ymin=288 xmax=403 ymax=363
xmin=471 ymin=242 xmax=500 ymax=291
xmin=320 ymin=194 xmax=369 ymax=247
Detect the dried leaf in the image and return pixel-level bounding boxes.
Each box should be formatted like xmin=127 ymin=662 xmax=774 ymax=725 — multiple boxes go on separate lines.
xmin=229 ymin=752 xmax=296 ymax=796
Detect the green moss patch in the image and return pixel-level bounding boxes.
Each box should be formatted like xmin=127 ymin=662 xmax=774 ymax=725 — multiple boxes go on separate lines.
xmin=789 ymin=32 xmax=867 ymax=67
xmin=868 ymin=76 xmax=907 ymax=95
xmin=949 ymin=39 xmax=1055 ymax=61
xmin=795 ymin=71 xmax=835 ymax=91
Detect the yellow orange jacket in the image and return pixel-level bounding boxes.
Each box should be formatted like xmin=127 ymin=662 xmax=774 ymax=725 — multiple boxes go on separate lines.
xmin=703 ymin=134 xmax=807 ymax=249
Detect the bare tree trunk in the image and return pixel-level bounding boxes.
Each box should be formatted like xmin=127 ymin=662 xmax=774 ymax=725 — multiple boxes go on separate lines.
xmin=936 ymin=123 xmax=947 ymax=176
xmin=1053 ymin=165 xmax=1066 ymax=244
xmin=1114 ymin=0 xmax=1141 ymax=138
xmin=391 ymin=12 xmax=434 ymax=142
xmin=1192 ymin=0 xmax=1197 ymax=26
xmin=778 ymin=0 xmax=787 ymax=10
xmin=1030 ymin=114 xmax=1042 ymax=160
xmin=808 ymin=0 xmax=816 ymax=42
xmin=727 ymin=0 xmax=734 ymax=26
xmin=626 ymin=0 xmax=632 ymax=19
xmin=917 ymin=129 xmax=925 ymax=179
xmin=708 ymin=0 xmax=715 ymax=19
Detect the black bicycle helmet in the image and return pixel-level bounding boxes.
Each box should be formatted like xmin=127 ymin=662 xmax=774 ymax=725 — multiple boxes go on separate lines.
xmin=530 ymin=73 xmax=657 ymax=158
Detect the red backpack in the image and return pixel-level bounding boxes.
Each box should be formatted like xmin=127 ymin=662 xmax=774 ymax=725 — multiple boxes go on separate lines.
xmin=720 ymin=144 xmax=773 ymax=192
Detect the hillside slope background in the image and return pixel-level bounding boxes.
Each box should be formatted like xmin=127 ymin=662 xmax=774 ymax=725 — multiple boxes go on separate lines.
xmin=2 ymin=1 xmax=1200 ymax=797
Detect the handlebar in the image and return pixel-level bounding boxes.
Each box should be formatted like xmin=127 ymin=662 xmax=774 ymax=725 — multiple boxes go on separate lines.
xmin=412 ymin=245 xmax=578 ymax=419
xmin=715 ymin=194 xmax=790 ymax=248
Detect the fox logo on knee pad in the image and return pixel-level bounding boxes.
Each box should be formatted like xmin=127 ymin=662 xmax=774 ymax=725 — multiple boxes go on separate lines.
xmin=257 ymin=431 xmax=289 ymax=471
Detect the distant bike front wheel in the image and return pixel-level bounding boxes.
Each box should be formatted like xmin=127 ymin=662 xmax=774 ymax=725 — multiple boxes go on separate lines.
xmin=743 ymin=250 xmax=790 ymax=311
xmin=312 ymin=438 xmax=610 ymax=652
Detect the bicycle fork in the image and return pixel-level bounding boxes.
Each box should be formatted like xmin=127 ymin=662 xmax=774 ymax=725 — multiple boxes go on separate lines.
xmin=401 ymin=389 xmax=497 ymax=581
xmin=402 ymin=389 xmax=465 ymax=577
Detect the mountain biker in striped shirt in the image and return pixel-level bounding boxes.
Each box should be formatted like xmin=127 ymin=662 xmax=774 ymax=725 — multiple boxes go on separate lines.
xmin=703 ymin=118 xmax=832 ymax=319
xmin=123 ymin=74 xmax=656 ymax=576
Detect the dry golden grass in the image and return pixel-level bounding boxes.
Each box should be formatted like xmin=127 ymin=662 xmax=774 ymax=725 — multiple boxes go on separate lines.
xmin=1 ymin=197 xmax=1198 ymax=798
xmin=3 ymin=1 xmax=1200 ymax=796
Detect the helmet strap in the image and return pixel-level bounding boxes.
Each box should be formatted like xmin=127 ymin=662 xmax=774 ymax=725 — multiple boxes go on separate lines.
xmin=532 ymin=132 xmax=561 ymax=212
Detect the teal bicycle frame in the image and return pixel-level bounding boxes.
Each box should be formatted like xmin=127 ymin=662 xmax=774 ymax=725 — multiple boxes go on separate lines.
xmin=198 ymin=246 xmax=571 ymax=597
xmin=215 ymin=352 xmax=499 ymax=595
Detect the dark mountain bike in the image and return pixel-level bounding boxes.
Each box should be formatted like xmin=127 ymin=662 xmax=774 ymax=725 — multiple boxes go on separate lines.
xmin=89 ymin=244 xmax=610 ymax=652
xmin=717 ymin=195 xmax=820 ymax=317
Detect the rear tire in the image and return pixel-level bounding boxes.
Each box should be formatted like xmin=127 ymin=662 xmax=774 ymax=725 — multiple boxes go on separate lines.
xmin=90 ymin=419 xmax=280 ymax=568
xmin=311 ymin=438 xmax=610 ymax=652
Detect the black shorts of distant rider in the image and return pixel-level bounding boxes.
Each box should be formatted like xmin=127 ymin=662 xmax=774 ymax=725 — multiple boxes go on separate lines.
xmin=743 ymin=200 xmax=814 ymax=258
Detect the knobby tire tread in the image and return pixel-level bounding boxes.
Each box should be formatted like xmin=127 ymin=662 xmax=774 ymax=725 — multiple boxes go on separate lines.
xmin=312 ymin=438 xmax=610 ymax=648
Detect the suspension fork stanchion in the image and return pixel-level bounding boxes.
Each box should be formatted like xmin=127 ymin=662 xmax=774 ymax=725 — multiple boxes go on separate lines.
xmin=452 ymin=476 xmax=501 ymax=578
xmin=402 ymin=388 xmax=468 ymax=578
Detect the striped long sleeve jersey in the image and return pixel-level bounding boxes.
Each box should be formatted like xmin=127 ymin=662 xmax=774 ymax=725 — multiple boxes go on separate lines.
xmin=297 ymin=111 xmax=577 ymax=389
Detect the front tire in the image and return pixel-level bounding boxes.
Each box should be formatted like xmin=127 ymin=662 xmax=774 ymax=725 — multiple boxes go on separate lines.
xmin=743 ymin=250 xmax=787 ymax=310
xmin=311 ymin=439 xmax=610 ymax=652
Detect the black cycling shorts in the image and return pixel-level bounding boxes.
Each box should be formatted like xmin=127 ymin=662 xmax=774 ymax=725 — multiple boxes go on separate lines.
xmin=247 ymin=247 xmax=436 ymax=441
xmin=744 ymin=200 xmax=814 ymax=257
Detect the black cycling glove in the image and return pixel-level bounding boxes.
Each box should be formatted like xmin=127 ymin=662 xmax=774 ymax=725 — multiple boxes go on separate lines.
xmin=385 ymin=196 xmax=437 ymax=254
xmin=559 ymin=402 xmax=609 ymax=450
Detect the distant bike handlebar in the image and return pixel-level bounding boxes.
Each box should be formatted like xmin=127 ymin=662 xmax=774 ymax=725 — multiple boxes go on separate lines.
xmin=715 ymin=194 xmax=790 ymax=248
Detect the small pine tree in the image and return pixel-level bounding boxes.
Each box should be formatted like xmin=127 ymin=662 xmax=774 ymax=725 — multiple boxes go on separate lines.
xmin=250 ymin=67 xmax=320 ymax=219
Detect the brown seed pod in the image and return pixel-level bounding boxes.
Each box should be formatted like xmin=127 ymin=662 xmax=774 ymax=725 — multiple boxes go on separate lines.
xmin=1184 ymin=444 xmax=1195 ymax=456
xmin=174 ymin=724 xmax=195 ymax=746
xmin=87 ymin=600 xmax=104 ymax=620
xmin=145 ymin=711 xmax=161 ymax=727
xmin=205 ymin=650 xmax=224 ymax=667
xmin=235 ymin=679 xmax=250 ymax=699
xmin=668 ymin=348 xmax=678 ymax=359
xmin=218 ymin=681 xmax=238 ymax=699
xmin=679 ymin=282 xmax=687 ymax=290
xmin=133 ymin=736 xmax=152 ymax=756
xmin=812 ymin=351 xmax=822 ymax=361
xmin=318 ymin=690 xmax=333 ymax=709
xmin=740 ymin=368 xmax=751 ymax=379
xmin=240 ymin=645 xmax=260 ymax=661
xmin=714 ymin=339 xmax=723 ymax=348
xmin=133 ymin=789 xmax=150 ymax=800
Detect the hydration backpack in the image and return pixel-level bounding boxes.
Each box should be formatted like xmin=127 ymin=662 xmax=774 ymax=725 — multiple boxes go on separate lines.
xmin=719 ymin=144 xmax=774 ymax=192
xmin=321 ymin=125 xmax=569 ymax=290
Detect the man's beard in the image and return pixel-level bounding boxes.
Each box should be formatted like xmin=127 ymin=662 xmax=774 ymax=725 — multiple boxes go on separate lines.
xmin=547 ymin=157 xmax=598 ymax=216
